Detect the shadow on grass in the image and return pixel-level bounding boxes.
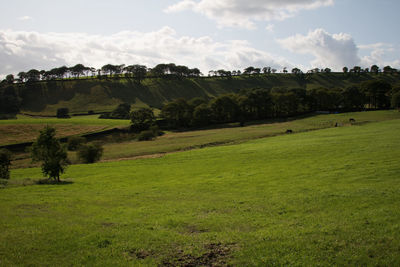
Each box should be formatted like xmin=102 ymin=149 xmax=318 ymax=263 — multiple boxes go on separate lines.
xmin=35 ymin=178 xmax=74 ymax=185
xmin=0 ymin=178 xmax=74 ymax=188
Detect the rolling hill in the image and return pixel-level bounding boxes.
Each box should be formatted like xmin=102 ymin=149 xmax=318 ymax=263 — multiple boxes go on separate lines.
xmin=8 ymin=72 xmax=400 ymax=116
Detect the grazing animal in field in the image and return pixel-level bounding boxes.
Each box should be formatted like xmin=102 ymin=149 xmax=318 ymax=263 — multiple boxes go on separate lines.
xmin=349 ymin=118 xmax=356 ymax=123
xmin=286 ymin=129 xmax=293 ymax=134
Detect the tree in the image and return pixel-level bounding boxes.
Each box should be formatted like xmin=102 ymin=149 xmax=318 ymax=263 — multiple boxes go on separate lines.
xmin=130 ymin=108 xmax=155 ymax=133
xmin=361 ymin=80 xmax=391 ymax=109
xmin=56 ymin=108 xmax=70 ymax=118
xmin=391 ymin=91 xmax=400 ymax=110
xmin=370 ymin=65 xmax=379 ymax=74
xmin=17 ymin=72 xmax=27 ymax=82
xmin=0 ymin=149 xmax=11 ymax=179
xmin=5 ymin=74 xmax=14 ymax=84
xmin=108 ymin=103 xmax=131 ymax=119
xmin=343 ymin=67 xmax=348 ymax=74
xmin=192 ymin=104 xmax=212 ymax=127
xmin=342 ymin=86 xmax=365 ymax=111
xmin=77 ymin=143 xmax=103 ymax=163
xmin=31 ymin=126 xmax=69 ymax=182
xmin=26 ymin=69 xmax=41 ymax=82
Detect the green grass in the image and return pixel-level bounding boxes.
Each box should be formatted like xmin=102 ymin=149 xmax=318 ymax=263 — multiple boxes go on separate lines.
xmin=0 ymin=115 xmax=130 ymax=146
xmin=95 ymin=110 xmax=400 ymax=161
xmin=1 ymin=114 xmax=130 ymax=126
xmin=1 ymin=118 xmax=400 ymax=266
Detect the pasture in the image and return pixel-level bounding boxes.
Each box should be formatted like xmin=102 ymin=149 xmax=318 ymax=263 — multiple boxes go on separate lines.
xmin=0 ymin=115 xmax=130 ymax=146
xmin=1 ymin=118 xmax=399 ymax=266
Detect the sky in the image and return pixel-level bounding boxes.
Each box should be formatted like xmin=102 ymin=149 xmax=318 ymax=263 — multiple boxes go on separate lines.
xmin=0 ymin=0 xmax=399 ymax=77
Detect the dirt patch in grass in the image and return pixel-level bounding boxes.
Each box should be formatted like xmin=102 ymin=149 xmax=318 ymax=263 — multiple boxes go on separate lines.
xmin=161 ymin=243 xmax=236 ymax=267
xmin=125 ymin=248 xmax=155 ymax=260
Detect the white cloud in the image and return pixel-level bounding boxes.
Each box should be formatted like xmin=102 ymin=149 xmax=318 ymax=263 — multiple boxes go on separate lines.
xmin=265 ymin=24 xmax=275 ymax=33
xmin=0 ymin=27 xmax=291 ymax=77
xmin=359 ymin=43 xmax=400 ymax=68
xmin=165 ymin=0 xmax=334 ymax=29
xmin=18 ymin=16 xmax=33 ymax=21
xmin=278 ymin=28 xmax=360 ymax=70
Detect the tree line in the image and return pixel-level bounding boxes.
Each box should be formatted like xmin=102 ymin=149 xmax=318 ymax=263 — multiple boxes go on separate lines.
xmin=2 ymin=63 xmax=399 ymax=85
xmin=158 ymin=80 xmax=399 ymax=129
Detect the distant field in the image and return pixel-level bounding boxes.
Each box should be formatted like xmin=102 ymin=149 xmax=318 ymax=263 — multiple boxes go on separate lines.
xmin=0 ymin=115 xmax=130 ymax=146
xmin=1 ymin=118 xmax=399 ymax=265
xmin=8 ymin=110 xmax=400 ymax=168
xmin=91 ymin=110 xmax=400 ymax=161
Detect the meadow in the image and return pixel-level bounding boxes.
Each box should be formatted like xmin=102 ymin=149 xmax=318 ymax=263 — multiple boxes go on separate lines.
xmin=0 ymin=115 xmax=129 ymax=146
xmin=1 ymin=117 xmax=399 ymax=266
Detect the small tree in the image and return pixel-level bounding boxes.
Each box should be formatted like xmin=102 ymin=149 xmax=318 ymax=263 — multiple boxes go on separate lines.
xmin=31 ymin=126 xmax=69 ymax=182
xmin=130 ymin=108 xmax=155 ymax=132
xmin=78 ymin=143 xmax=103 ymax=163
xmin=0 ymin=149 xmax=12 ymax=179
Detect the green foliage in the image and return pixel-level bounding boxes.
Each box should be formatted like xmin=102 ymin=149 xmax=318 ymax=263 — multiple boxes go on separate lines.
xmin=0 ymin=149 xmax=11 ymax=179
xmin=77 ymin=143 xmax=103 ymax=163
xmin=130 ymin=108 xmax=155 ymax=133
xmin=391 ymin=91 xmax=400 ymax=109
xmin=137 ymin=130 xmax=157 ymax=141
xmin=31 ymin=126 xmax=69 ymax=182
xmin=361 ymin=80 xmax=392 ymax=109
xmin=67 ymin=136 xmax=86 ymax=151
xmin=56 ymin=108 xmax=70 ymax=118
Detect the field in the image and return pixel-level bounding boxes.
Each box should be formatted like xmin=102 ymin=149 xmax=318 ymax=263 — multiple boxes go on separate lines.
xmin=0 ymin=115 xmax=129 ymax=146
xmin=1 ymin=116 xmax=400 ymax=265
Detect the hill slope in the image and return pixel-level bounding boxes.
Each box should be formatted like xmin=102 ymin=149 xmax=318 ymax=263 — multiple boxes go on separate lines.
xmin=9 ymin=73 xmax=400 ymax=115
xmin=2 ymin=119 xmax=400 ymax=265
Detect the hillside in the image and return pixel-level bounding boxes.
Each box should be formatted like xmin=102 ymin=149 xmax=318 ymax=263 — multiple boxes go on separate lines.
xmin=6 ymin=72 xmax=400 ymax=116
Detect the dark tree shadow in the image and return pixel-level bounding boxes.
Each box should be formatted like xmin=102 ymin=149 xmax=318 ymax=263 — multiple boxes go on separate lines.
xmin=35 ymin=178 xmax=74 ymax=185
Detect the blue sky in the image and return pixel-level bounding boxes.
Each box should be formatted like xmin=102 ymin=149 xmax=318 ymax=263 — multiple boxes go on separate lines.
xmin=0 ymin=0 xmax=399 ymax=77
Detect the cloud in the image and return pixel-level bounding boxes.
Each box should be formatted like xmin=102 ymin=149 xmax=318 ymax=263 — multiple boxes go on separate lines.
xmin=0 ymin=27 xmax=291 ymax=77
xmin=265 ymin=24 xmax=275 ymax=33
xmin=165 ymin=0 xmax=334 ymax=29
xmin=359 ymin=43 xmax=400 ymax=68
xmin=18 ymin=16 xmax=33 ymax=21
xmin=278 ymin=28 xmax=360 ymax=70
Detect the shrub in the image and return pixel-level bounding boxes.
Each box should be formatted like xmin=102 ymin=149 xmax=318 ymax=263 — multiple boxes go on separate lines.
xmin=78 ymin=143 xmax=103 ymax=163
xmin=88 ymin=110 xmax=94 ymax=115
xmin=137 ymin=130 xmax=156 ymax=141
xmin=56 ymin=108 xmax=70 ymax=118
xmin=67 ymin=136 xmax=86 ymax=151
xmin=0 ymin=149 xmax=12 ymax=179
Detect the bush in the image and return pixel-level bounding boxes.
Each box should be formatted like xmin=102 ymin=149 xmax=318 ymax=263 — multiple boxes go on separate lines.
xmin=78 ymin=143 xmax=103 ymax=163
xmin=67 ymin=136 xmax=86 ymax=151
xmin=0 ymin=149 xmax=12 ymax=179
xmin=137 ymin=130 xmax=156 ymax=141
xmin=57 ymin=108 xmax=70 ymax=118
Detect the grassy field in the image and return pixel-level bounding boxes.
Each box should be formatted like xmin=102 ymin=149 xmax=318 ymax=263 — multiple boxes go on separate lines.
xmin=1 ymin=118 xmax=399 ymax=265
xmin=0 ymin=115 xmax=130 ymax=146
xmin=83 ymin=110 xmax=400 ymax=162
xmin=8 ymin=110 xmax=400 ymax=168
